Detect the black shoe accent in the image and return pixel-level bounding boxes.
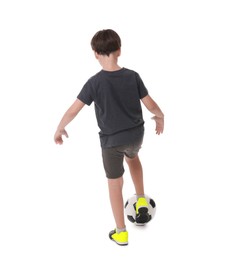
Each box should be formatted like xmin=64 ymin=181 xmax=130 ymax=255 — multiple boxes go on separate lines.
xmin=109 ymin=229 xmax=116 ymax=240
xmin=136 ymin=207 xmax=150 ymax=224
xmin=127 ymin=215 xmax=135 ymax=223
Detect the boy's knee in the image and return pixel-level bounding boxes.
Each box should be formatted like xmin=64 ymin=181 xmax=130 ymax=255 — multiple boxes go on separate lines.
xmin=125 ymin=155 xmax=138 ymax=164
xmin=108 ymin=176 xmax=123 ymax=188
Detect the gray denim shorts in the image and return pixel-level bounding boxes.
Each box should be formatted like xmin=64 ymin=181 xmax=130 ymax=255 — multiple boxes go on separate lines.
xmin=102 ymin=140 xmax=143 ymax=179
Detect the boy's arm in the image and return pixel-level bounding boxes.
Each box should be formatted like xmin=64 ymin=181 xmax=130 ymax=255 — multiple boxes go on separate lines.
xmin=141 ymin=95 xmax=164 ymax=135
xmin=54 ymin=99 xmax=85 ymax=144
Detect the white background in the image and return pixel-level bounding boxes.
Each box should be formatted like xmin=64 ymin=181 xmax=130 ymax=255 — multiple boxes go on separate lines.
xmin=0 ymin=0 xmax=248 ymax=259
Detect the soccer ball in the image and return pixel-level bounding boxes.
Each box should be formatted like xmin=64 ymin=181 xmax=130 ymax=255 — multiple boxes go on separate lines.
xmin=124 ymin=194 xmax=156 ymax=225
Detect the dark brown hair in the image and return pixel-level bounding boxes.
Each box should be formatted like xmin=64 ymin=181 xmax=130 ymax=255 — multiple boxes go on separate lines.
xmin=91 ymin=29 xmax=121 ymax=56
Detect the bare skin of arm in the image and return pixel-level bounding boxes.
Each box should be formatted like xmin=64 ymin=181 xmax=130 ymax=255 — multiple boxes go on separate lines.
xmin=54 ymin=99 xmax=85 ymax=144
xmin=141 ymin=95 xmax=164 ymax=135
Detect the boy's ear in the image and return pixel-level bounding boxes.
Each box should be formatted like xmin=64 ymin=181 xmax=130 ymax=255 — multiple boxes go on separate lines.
xmin=94 ymin=51 xmax=99 ymax=59
xmin=117 ymin=48 xmax=121 ymax=57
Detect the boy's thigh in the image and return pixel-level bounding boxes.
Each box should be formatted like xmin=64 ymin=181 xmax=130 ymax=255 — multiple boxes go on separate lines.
xmin=101 ymin=141 xmax=143 ymax=179
xmin=102 ymin=146 xmax=125 ymax=179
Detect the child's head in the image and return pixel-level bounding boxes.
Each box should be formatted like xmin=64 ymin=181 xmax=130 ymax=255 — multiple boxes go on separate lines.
xmin=91 ymin=29 xmax=121 ymax=56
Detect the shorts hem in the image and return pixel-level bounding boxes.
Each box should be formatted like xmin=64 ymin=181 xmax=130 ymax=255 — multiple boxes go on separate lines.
xmin=106 ymin=170 xmax=124 ymax=179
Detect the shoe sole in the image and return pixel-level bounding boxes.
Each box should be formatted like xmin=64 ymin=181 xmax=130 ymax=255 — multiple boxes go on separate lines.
xmin=136 ymin=207 xmax=150 ymax=224
xmin=113 ymin=241 xmax=128 ymax=246
xmin=110 ymin=238 xmax=128 ymax=246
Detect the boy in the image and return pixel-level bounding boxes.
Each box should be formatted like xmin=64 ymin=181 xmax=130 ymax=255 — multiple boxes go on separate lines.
xmin=54 ymin=29 xmax=164 ymax=246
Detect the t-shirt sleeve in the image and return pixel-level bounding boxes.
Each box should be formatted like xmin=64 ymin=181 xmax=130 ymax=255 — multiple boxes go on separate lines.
xmin=136 ymin=73 xmax=148 ymax=99
xmin=77 ymin=79 xmax=94 ymax=105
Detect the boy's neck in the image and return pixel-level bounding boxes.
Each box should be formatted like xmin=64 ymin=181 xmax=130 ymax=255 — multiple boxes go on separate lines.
xmin=102 ymin=63 xmax=122 ymax=72
xmin=98 ymin=51 xmax=122 ymax=72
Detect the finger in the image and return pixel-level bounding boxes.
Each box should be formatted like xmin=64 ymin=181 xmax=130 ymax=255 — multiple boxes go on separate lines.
xmin=55 ymin=139 xmax=63 ymax=145
xmin=156 ymin=128 xmax=163 ymax=135
xmin=63 ymin=130 xmax=69 ymax=138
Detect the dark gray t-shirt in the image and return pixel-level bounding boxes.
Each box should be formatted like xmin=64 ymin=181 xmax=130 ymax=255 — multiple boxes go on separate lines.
xmin=77 ymin=68 xmax=148 ymax=148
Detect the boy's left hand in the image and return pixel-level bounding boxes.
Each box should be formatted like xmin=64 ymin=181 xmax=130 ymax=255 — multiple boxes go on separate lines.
xmin=54 ymin=129 xmax=68 ymax=145
xmin=151 ymin=116 xmax=164 ymax=135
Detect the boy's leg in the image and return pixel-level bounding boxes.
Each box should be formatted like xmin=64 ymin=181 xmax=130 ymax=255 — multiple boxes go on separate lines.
xmin=125 ymin=155 xmax=149 ymax=224
xmin=108 ymin=176 xmax=128 ymax=245
xmin=102 ymin=146 xmax=128 ymax=245
xmin=108 ymin=176 xmax=126 ymax=230
xmin=125 ymin=155 xmax=144 ymax=196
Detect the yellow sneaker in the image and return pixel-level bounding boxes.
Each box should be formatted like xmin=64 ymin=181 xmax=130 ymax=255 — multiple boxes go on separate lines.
xmin=135 ymin=197 xmax=149 ymax=225
xmin=109 ymin=229 xmax=128 ymax=246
